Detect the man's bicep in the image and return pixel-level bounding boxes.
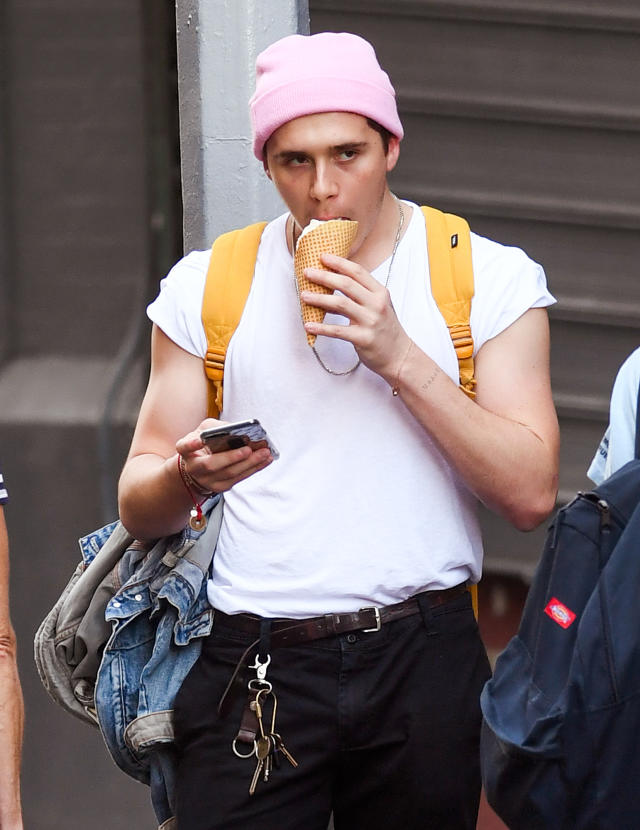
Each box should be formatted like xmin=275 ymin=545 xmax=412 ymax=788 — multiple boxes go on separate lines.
xmin=127 ymin=325 xmax=210 ymax=461
xmin=474 ymin=308 xmax=559 ymax=449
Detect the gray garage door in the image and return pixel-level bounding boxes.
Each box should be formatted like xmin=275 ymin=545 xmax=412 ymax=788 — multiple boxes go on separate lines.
xmin=311 ymin=0 xmax=640 ymax=577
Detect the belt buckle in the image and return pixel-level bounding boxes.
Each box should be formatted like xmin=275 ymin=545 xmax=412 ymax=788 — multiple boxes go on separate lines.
xmin=359 ymin=606 xmax=381 ymax=633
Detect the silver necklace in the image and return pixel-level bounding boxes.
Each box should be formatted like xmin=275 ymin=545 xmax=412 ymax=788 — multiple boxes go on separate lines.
xmin=291 ymin=196 xmax=405 ymax=376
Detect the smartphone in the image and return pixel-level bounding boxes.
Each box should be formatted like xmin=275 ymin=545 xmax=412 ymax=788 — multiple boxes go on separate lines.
xmin=200 ymin=419 xmax=279 ymax=459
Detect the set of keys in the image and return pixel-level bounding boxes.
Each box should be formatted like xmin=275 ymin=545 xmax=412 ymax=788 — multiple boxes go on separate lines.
xmin=248 ymin=686 xmax=298 ymax=795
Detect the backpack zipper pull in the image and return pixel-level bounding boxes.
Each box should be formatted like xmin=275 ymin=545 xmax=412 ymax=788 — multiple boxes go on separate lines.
xmin=577 ymin=491 xmax=612 ymax=531
xmin=597 ymin=499 xmax=611 ymax=530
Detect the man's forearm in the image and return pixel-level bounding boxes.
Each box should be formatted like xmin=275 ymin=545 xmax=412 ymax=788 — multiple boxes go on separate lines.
xmin=0 ymin=635 xmax=24 ymax=829
xmin=118 ymin=452 xmax=195 ymax=541
xmin=392 ymin=335 xmax=559 ymax=531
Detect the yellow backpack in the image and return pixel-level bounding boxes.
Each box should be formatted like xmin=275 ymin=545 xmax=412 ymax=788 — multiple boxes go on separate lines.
xmin=201 ymin=206 xmax=478 ymax=616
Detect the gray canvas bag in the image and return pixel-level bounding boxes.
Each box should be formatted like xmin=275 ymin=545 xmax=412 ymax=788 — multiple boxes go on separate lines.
xmin=34 ymin=498 xmax=222 ymax=728
xmin=34 ymin=520 xmax=137 ymax=725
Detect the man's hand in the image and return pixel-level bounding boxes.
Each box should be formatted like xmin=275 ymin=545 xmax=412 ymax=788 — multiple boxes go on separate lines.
xmin=176 ymin=419 xmax=273 ymax=495
xmin=300 ymin=252 xmax=411 ymax=385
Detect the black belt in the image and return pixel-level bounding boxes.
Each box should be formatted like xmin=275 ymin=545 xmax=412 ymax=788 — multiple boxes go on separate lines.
xmin=214 ymin=582 xmax=469 ymax=649
xmin=216 ymin=583 xmax=470 ymax=717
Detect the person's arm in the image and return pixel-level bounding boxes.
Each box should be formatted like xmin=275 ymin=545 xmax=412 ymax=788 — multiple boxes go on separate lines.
xmin=604 ymin=348 xmax=640 ymax=473
xmin=118 ymin=325 xmax=274 ymax=540
xmin=302 ymin=255 xmax=559 ymax=531
xmin=588 ymin=347 xmax=640 ymax=484
xmin=0 ymin=508 xmax=23 ymax=830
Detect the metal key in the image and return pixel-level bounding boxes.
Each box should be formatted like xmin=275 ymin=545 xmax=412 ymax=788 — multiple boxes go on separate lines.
xmin=248 ymin=756 xmax=264 ymax=796
xmin=265 ymin=693 xmax=298 ymax=768
xmin=256 ymin=735 xmax=271 ymax=763
xmin=271 ymin=733 xmax=298 ymax=768
xmin=263 ymin=691 xmax=298 ymax=768
xmin=263 ymin=736 xmax=273 ymax=782
xmin=249 ymin=735 xmax=272 ymax=794
xmin=271 ymin=736 xmax=282 ymax=770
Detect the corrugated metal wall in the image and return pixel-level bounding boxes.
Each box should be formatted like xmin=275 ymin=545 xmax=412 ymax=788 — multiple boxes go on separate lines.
xmin=311 ymin=0 xmax=640 ymax=576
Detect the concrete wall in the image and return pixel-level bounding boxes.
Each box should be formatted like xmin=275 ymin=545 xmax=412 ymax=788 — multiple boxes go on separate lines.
xmin=176 ymin=0 xmax=309 ymax=249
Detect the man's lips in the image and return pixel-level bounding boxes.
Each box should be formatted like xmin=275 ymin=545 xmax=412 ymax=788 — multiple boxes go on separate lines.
xmin=313 ymin=215 xmax=351 ymax=221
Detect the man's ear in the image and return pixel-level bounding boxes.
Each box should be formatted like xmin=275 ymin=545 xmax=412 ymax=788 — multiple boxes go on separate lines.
xmin=263 ymin=159 xmax=272 ymax=180
xmin=386 ymin=136 xmax=400 ymax=174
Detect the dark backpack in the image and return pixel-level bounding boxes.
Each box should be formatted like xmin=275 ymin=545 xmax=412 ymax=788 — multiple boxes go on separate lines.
xmin=480 ymin=383 xmax=640 ymax=829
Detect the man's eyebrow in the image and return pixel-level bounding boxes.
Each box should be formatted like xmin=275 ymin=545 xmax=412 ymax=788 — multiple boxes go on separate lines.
xmin=332 ymin=141 xmax=368 ymax=152
xmin=272 ymin=141 xmax=369 ymax=161
xmin=272 ymin=150 xmax=308 ymax=161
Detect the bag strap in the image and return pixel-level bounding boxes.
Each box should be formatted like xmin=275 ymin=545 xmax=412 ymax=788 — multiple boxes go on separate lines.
xmin=421 ymin=206 xmax=475 ymax=400
xmin=421 ymin=206 xmax=479 ymax=616
xmin=202 ymin=221 xmax=268 ymax=418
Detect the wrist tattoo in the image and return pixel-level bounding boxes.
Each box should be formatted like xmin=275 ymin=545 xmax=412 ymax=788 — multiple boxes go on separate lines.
xmin=421 ymin=366 xmax=440 ymax=393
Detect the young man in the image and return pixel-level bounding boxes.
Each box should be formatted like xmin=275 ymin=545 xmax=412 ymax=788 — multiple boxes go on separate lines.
xmin=0 ymin=468 xmax=24 ymax=830
xmin=119 ymin=32 xmax=559 ymax=830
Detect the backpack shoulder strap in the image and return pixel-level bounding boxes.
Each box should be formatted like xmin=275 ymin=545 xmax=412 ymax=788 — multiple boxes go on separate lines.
xmin=420 ymin=206 xmax=476 ymax=400
xmin=202 ymin=221 xmax=268 ymax=418
xmin=421 ymin=206 xmax=478 ymax=617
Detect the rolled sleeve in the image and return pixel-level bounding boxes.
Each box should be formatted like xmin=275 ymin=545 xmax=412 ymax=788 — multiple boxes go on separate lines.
xmin=146 ymin=249 xmax=211 ymax=358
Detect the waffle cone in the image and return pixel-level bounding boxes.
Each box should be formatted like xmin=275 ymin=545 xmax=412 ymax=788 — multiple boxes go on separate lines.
xmin=294 ymin=219 xmax=358 ymax=346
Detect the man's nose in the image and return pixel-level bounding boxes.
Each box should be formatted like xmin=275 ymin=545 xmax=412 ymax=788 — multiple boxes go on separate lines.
xmin=310 ymin=162 xmax=338 ymax=201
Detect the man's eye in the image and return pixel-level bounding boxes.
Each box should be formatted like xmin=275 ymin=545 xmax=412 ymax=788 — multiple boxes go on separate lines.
xmin=338 ymin=149 xmax=357 ymax=161
xmin=288 ymin=156 xmax=308 ymax=166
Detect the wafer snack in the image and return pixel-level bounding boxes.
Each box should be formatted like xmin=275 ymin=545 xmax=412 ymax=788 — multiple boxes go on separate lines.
xmin=294 ymin=219 xmax=358 ymax=347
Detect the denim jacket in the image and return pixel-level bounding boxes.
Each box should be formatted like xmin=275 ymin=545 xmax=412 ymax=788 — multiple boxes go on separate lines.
xmin=94 ymin=497 xmax=223 ymax=829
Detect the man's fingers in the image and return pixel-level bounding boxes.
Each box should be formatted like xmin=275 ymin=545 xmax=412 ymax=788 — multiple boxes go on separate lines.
xmin=176 ymin=417 xmax=228 ymax=456
xmin=300 ymin=288 xmax=354 ymax=317
xmin=188 ymin=446 xmax=273 ymax=493
xmin=301 ymin=269 xmax=373 ymax=310
xmin=211 ymin=454 xmax=274 ymax=492
xmin=319 ymin=253 xmax=377 ymax=286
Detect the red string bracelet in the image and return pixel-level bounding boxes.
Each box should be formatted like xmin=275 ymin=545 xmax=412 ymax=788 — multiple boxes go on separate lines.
xmin=177 ymin=454 xmax=214 ymax=531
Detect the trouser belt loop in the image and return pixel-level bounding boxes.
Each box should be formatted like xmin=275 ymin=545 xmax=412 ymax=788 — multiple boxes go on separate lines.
xmin=258 ymin=618 xmax=272 ymax=663
xmin=417 ymin=591 xmax=437 ymax=636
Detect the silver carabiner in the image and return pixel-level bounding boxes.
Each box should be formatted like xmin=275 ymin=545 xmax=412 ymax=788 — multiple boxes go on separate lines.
xmin=249 ymin=653 xmax=271 ymax=682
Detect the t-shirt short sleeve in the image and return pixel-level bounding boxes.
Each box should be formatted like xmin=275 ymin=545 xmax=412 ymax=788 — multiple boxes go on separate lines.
xmin=147 ymin=249 xmax=212 ymax=358
xmin=588 ymin=346 xmax=640 ymax=484
xmin=0 ymin=468 xmax=7 ymax=504
xmin=469 ymin=233 xmax=555 ymax=353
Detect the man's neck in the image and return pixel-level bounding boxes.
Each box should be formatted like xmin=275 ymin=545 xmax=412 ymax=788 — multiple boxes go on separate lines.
xmin=354 ymin=192 xmax=411 ymax=273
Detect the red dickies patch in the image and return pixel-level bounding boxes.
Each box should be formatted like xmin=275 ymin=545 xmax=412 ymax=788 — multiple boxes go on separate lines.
xmin=544 ymin=597 xmax=576 ymax=629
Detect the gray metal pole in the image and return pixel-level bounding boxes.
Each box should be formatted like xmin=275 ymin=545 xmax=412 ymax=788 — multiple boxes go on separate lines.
xmin=176 ymin=0 xmax=310 ymax=252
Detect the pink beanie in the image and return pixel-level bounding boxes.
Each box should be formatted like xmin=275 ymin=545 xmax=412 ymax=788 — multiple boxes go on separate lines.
xmin=250 ymin=32 xmax=404 ymax=161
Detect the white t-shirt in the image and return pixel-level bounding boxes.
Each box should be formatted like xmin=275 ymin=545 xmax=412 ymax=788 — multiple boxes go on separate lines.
xmin=148 ymin=201 xmax=554 ymax=617
xmin=588 ymin=347 xmax=640 ymax=485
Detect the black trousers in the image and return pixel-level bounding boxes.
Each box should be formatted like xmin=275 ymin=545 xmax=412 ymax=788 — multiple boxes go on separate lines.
xmin=173 ymin=590 xmax=491 ymax=830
